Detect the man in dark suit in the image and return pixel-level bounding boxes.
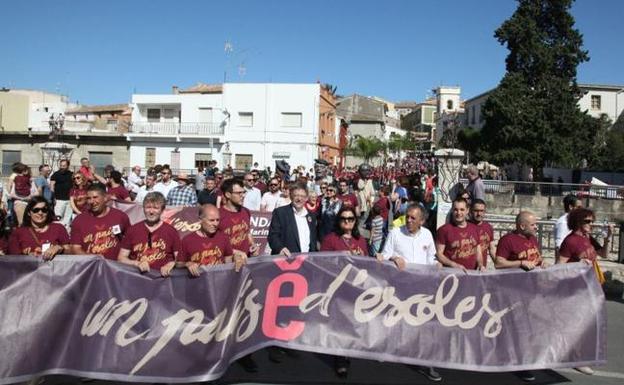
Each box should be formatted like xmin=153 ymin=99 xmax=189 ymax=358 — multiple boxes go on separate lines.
xmin=268 ymin=183 xmax=318 ymax=256
xmin=266 ymin=182 xmax=317 ymax=364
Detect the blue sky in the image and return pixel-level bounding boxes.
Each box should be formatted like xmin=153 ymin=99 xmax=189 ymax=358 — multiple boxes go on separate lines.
xmin=2 ymin=0 xmax=623 ymax=105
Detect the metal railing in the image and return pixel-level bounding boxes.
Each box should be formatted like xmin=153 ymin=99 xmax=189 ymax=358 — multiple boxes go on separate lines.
xmin=460 ymin=179 xmax=624 ymax=200
xmin=32 ymin=120 xmax=120 ymax=132
xmin=128 ymin=122 xmax=224 ymax=136
xmin=486 ymin=217 xmax=621 ymax=260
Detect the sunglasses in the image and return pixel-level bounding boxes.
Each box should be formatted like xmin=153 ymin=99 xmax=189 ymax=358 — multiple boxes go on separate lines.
xmin=340 ymin=216 xmax=356 ymax=222
xmin=583 ymin=219 xmax=594 ymax=224
xmin=269 ymin=183 xmax=279 ymax=187
xmin=327 ymin=189 xmax=336 ymax=193
xmin=244 ymin=178 xmax=254 ymax=181
xmin=32 ymin=207 xmax=48 ymax=214
xmin=73 ymin=177 xmax=83 ymax=180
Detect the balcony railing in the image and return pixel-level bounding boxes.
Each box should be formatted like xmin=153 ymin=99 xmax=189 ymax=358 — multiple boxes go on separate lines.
xmin=33 ymin=120 xmax=120 ymax=132
xmin=459 ymin=179 xmax=624 ymax=200
xmin=128 ymin=122 xmax=224 ymax=136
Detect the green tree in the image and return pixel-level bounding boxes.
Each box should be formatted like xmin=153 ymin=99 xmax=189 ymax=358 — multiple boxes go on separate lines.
xmin=346 ymin=136 xmax=385 ymax=163
xmin=479 ymin=0 xmax=598 ymax=180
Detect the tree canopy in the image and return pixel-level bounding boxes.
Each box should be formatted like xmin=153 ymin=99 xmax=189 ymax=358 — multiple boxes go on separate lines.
xmin=478 ymin=0 xmax=602 ymax=179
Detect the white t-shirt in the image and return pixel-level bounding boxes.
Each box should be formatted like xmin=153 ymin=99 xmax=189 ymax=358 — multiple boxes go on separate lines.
xmin=382 ymin=226 xmax=436 ymax=265
xmin=153 ymin=180 xmax=176 ymax=199
xmin=243 ymin=186 xmax=261 ymax=211
xmin=261 ymin=191 xmax=281 ymax=212
xmin=554 ymin=213 xmax=570 ymax=249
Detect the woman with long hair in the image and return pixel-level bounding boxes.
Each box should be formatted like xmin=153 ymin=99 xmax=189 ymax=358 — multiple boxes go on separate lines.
xmin=8 ymin=196 xmax=70 ymax=259
xmin=320 ymin=205 xmax=368 ymax=377
xmin=70 ymin=172 xmax=90 ymax=217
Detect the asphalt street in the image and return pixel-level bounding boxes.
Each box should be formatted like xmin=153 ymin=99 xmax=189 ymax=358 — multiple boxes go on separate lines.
xmin=33 ymin=295 xmax=624 ymax=385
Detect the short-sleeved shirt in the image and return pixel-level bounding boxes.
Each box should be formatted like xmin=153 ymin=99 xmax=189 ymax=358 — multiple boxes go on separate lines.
xmin=70 ymin=207 xmax=130 ymax=260
xmin=179 ymin=231 xmax=234 ymax=265
xmin=219 ymin=206 xmax=252 ymax=254
xmin=50 ymin=169 xmax=73 ymax=200
xmin=120 ymin=221 xmax=180 ymax=269
xmin=14 ymin=175 xmax=31 ymax=197
xmin=559 ymin=233 xmax=601 ymax=263
xmin=473 ymin=221 xmax=494 ymax=267
xmin=35 ymin=176 xmax=53 ymax=203
xmin=374 ymin=196 xmax=390 ymax=221
xmin=198 ymin=188 xmax=220 ymax=206
xmin=338 ymin=193 xmax=358 ymax=209
xmin=8 ymin=223 xmax=70 ymax=255
xmin=496 ymin=232 xmax=542 ymax=265
xmin=260 ymin=191 xmax=281 ymax=212
xmin=436 ymin=222 xmax=480 ymax=269
xmin=70 ymin=186 xmax=89 ymax=213
xmin=321 ymin=233 xmax=368 ymax=256
xmin=108 ymin=185 xmax=129 ymax=201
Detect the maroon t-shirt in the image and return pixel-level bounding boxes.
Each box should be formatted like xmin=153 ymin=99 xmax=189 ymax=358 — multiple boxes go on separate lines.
xmin=374 ymin=196 xmax=390 ymax=221
xmin=70 ymin=207 xmax=130 ymax=260
xmin=436 ymin=222 xmax=480 ymax=269
xmin=338 ymin=193 xmax=358 ymax=209
xmin=179 ymin=231 xmax=234 ymax=265
xmin=120 ymin=221 xmax=181 ymax=269
xmin=559 ymin=233 xmax=601 ymax=263
xmin=473 ymin=221 xmax=494 ymax=267
xmin=496 ymin=232 xmax=542 ymax=265
xmin=70 ymin=186 xmax=89 ymax=213
xmin=219 ymin=206 xmax=252 ymax=254
xmin=8 ymin=223 xmax=70 ymax=255
xmin=14 ymin=175 xmax=31 ymax=197
xmin=321 ymin=233 xmax=368 ymax=256
xmin=255 ymin=181 xmax=267 ymax=195
xmin=108 ymin=185 xmax=129 ymax=201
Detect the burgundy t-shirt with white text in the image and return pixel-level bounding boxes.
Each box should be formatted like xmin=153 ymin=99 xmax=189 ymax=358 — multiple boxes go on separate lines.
xmin=8 ymin=223 xmax=70 ymax=255
xmin=219 ymin=206 xmax=252 ymax=254
xmin=70 ymin=208 xmax=130 ymax=260
xmin=436 ymin=222 xmax=480 ymax=269
xmin=496 ymin=232 xmax=542 ymax=265
xmin=179 ymin=231 xmax=234 ymax=265
xmin=559 ymin=233 xmax=601 ymax=262
xmin=120 ymin=221 xmax=181 ymax=269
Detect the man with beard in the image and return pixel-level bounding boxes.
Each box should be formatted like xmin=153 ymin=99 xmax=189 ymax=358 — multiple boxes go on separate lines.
xmin=117 ymin=192 xmax=179 ymax=276
xmin=219 ymin=178 xmax=260 ymax=257
xmin=135 ymin=173 xmax=157 ymax=204
xmin=70 ymin=183 xmax=130 ymax=260
xmin=153 ymin=166 xmax=176 ymax=199
xmin=337 ymin=179 xmax=359 ymax=211
xmin=469 ymin=199 xmax=496 ymax=268
xmin=435 ymin=197 xmax=484 ymax=271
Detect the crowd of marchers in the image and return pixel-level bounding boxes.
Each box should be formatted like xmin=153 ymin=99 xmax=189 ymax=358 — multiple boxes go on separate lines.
xmin=0 ymin=155 xmax=612 ymax=382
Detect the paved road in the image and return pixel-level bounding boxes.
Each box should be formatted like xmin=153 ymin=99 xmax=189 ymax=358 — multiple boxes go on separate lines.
xmin=36 ymin=295 xmax=624 ymax=385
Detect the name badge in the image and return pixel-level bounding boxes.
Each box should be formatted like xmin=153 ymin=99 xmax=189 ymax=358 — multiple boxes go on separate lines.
xmin=112 ymin=225 xmax=122 ymax=235
xmin=41 ymin=243 xmax=51 ymax=253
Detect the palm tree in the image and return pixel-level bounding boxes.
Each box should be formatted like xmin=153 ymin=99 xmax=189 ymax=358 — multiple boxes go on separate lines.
xmin=346 ymin=136 xmax=386 ymax=164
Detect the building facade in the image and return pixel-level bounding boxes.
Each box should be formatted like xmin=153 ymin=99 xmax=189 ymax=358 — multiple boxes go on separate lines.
xmin=128 ymin=82 xmax=325 ymax=173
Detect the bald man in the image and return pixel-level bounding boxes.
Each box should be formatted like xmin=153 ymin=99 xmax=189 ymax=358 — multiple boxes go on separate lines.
xmin=495 ymin=211 xmax=543 ymax=270
xmin=178 ymin=204 xmax=257 ymax=373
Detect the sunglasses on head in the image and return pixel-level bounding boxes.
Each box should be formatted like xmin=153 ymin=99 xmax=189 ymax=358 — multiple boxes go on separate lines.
xmin=32 ymin=207 xmax=48 ymax=214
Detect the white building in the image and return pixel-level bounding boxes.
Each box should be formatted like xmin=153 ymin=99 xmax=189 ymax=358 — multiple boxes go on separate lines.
xmin=433 ymin=86 xmax=464 ymax=144
xmin=5 ymin=89 xmax=78 ymax=130
xmin=464 ymin=83 xmax=624 ymax=130
xmin=128 ymin=83 xmax=321 ymax=173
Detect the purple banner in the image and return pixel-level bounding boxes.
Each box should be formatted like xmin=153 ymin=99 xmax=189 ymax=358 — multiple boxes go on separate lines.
xmin=0 ymin=254 xmax=606 ymax=384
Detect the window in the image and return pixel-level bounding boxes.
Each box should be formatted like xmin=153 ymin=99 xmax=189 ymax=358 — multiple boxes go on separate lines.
xmin=198 ymin=108 xmax=213 ymax=122
xmin=195 ymin=153 xmax=212 ymax=169
xmin=163 ymin=108 xmax=176 ymax=121
xmin=447 ymin=100 xmax=454 ymax=110
xmin=281 ymin=112 xmax=302 ymax=127
xmin=147 ymin=108 xmax=160 ymax=122
xmin=2 ymin=150 xmax=21 ymax=175
xmin=88 ymin=152 xmax=113 ymax=175
xmin=238 ymin=112 xmax=253 ymax=127
xmin=145 ymin=148 xmax=156 ymax=168
xmin=591 ymin=95 xmax=601 ymax=110
xmin=471 ymin=106 xmax=476 ymax=125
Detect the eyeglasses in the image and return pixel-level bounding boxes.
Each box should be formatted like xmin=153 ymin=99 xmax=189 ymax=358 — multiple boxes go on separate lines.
xmin=32 ymin=207 xmax=48 ymax=214
xmin=161 ymin=172 xmax=170 ymax=175
xmin=321 ymin=186 xmax=328 ymax=189
xmin=583 ymin=219 xmax=594 ymax=224
xmin=340 ymin=216 xmax=356 ymax=222
xmin=231 ymin=190 xmax=246 ymax=195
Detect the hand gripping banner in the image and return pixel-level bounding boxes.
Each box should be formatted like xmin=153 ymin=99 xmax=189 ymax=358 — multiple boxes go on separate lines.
xmin=0 ymin=254 xmax=606 ymax=384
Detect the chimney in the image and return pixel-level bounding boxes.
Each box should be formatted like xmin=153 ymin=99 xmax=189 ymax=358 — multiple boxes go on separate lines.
xmin=172 ymin=85 xmax=179 ymax=95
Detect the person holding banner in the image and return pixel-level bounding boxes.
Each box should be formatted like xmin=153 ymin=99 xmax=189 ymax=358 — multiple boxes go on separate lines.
xmin=70 ymin=184 xmax=130 ymax=260
xmin=320 ymin=205 xmax=367 ymax=377
xmin=494 ymin=211 xmax=543 ymax=271
xmin=435 ymin=197 xmax=484 ymax=271
xmin=378 ymin=203 xmax=441 ymax=382
xmin=219 ymin=178 xmax=259 ymax=258
xmin=8 ymin=196 xmax=70 ymax=259
xmin=117 ymin=192 xmax=179 ymax=277
xmin=556 ymin=207 xmax=611 ymax=376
